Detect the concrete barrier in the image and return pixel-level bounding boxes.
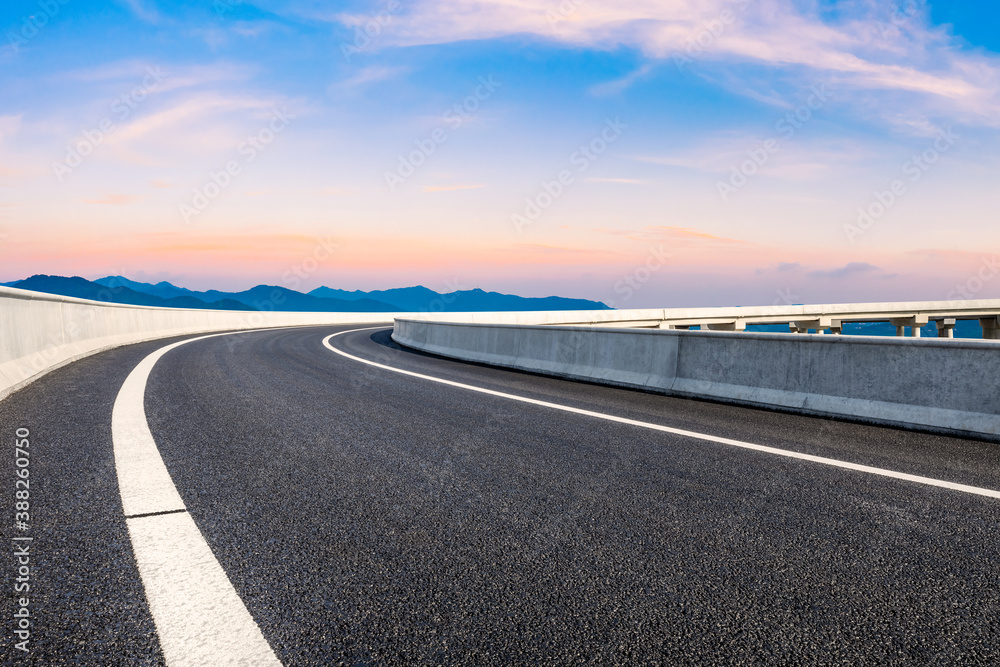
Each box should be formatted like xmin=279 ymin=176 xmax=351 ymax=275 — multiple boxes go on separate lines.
xmin=392 ymin=319 xmax=1000 ymax=440
xmin=8 ymin=284 xmax=1000 ymax=439
xmin=0 ymin=286 xmax=395 ymax=401
xmin=0 ymin=286 xmax=654 ymax=401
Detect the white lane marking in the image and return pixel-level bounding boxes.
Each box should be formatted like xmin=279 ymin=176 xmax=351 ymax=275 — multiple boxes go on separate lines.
xmin=127 ymin=513 xmax=280 ymax=666
xmin=324 ymin=329 xmax=1000 ymax=500
xmin=113 ymin=332 xmax=282 ymax=666
xmin=113 ymin=337 xmax=195 ymax=517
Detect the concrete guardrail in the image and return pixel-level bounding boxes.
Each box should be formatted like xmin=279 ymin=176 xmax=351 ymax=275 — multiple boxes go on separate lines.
xmin=537 ymin=299 xmax=1000 ymax=338
xmin=0 ymin=286 xmax=638 ymax=401
xmin=392 ymin=318 xmax=1000 ymax=440
xmin=7 ymin=285 xmax=1000 ymax=439
xmin=0 ymin=286 xmax=397 ymax=401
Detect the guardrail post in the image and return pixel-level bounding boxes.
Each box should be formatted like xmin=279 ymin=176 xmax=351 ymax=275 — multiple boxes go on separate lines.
xmin=706 ymin=320 xmax=746 ymax=332
xmin=981 ymin=316 xmax=1000 ymax=340
xmin=791 ymin=319 xmax=816 ymax=333
xmin=935 ymin=318 xmax=956 ymax=338
xmin=792 ymin=317 xmax=835 ymax=334
xmin=890 ymin=315 xmax=929 ymax=337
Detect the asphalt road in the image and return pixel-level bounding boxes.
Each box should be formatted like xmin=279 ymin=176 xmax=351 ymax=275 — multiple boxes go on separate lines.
xmin=2 ymin=324 xmax=1000 ymax=665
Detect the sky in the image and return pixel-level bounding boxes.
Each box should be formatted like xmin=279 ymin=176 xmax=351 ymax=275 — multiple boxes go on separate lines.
xmin=1 ymin=0 xmax=999 ymax=308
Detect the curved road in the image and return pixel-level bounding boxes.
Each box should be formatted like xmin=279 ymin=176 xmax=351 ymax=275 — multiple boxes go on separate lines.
xmin=2 ymin=325 xmax=999 ymax=664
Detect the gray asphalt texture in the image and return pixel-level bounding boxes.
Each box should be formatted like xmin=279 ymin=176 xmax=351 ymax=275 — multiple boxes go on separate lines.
xmin=3 ymin=325 xmax=1000 ymax=665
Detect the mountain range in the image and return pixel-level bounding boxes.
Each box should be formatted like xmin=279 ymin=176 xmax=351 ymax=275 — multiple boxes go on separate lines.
xmin=1 ymin=275 xmax=611 ymax=313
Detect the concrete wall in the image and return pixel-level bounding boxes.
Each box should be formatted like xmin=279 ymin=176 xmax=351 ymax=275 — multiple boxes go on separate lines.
xmin=0 ymin=286 xmax=657 ymax=401
xmin=0 ymin=286 xmax=390 ymax=401
xmin=7 ymin=284 xmax=1000 ymax=439
xmin=392 ymin=319 xmax=1000 ymax=440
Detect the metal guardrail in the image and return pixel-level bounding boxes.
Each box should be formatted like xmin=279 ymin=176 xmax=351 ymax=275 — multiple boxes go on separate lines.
xmin=543 ymin=300 xmax=1000 ymax=339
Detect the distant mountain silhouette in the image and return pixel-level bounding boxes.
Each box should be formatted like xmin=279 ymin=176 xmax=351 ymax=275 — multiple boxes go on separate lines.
xmin=194 ymin=285 xmax=398 ymax=312
xmin=310 ymin=286 xmax=440 ymax=311
xmin=93 ymin=276 xmax=610 ymax=311
xmin=7 ymin=275 xmax=611 ymax=312
xmin=10 ymin=275 xmax=254 ymax=311
xmin=95 ymin=276 xmax=398 ymax=311
xmin=95 ymin=275 xmax=202 ymax=300
xmin=309 ymin=285 xmax=611 ymax=312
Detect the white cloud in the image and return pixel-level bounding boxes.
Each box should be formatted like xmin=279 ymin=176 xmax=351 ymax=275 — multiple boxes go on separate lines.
xmin=117 ymin=0 xmax=160 ymax=24
xmin=343 ymin=0 xmax=1000 ymax=127
xmin=107 ymin=94 xmax=277 ymax=145
xmin=331 ymin=65 xmax=408 ymax=91
xmin=635 ymin=133 xmax=877 ymax=182
xmin=62 ymin=60 xmax=257 ymax=93
xmin=585 ymin=177 xmax=648 ymax=184
xmin=0 ymin=116 xmax=37 ymax=183
xmin=0 ymin=115 xmax=23 ymax=141
xmin=589 ymin=64 xmax=654 ymax=96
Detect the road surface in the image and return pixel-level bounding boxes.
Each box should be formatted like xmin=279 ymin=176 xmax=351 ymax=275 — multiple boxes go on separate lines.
xmin=2 ymin=325 xmax=999 ymax=664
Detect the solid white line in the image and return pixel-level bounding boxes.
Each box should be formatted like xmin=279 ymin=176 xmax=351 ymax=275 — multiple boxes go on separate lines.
xmin=113 ymin=332 xmax=282 ymax=666
xmin=324 ymin=328 xmax=1000 ymax=500
xmin=113 ymin=337 xmax=198 ymax=517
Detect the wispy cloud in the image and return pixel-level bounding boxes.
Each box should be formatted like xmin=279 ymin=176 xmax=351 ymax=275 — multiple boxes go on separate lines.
xmin=585 ymin=177 xmax=648 ymax=185
xmin=636 ymin=135 xmax=873 ymax=180
xmin=500 ymin=243 xmax=627 ymax=264
xmin=97 ymin=92 xmax=283 ymax=164
xmin=599 ymin=225 xmax=747 ymax=247
xmin=589 ymin=64 xmax=654 ymax=96
xmin=422 ymin=184 xmax=485 ymax=192
xmin=332 ymin=66 xmax=408 ymax=91
xmin=63 ymin=60 xmax=256 ymax=93
xmin=83 ymin=194 xmax=143 ymax=205
xmin=0 ymin=115 xmax=22 ymax=141
xmin=808 ymin=262 xmax=881 ymax=279
xmin=108 ymin=94 xmax=274 ymax=144
xmin=117 ymin=0 xmax=160 ymax=24
xmin=0 ymin=115 xmax=44 ymax=183
xmin=755 ymin=261 xmax=802 ymax=275
xmin=365 ymin=0 xmax=1000 ymax=127
xmin=320 ymin=186 xmax=355 ymax=196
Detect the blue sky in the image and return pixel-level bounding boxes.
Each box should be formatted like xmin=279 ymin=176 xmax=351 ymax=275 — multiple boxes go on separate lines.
xmin=1 ymin=0 xmax=999 ymax=307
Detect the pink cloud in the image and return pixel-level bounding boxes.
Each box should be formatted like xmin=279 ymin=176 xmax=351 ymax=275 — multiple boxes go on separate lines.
xmin=82 ymin=194 xmax=143 ymax=205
